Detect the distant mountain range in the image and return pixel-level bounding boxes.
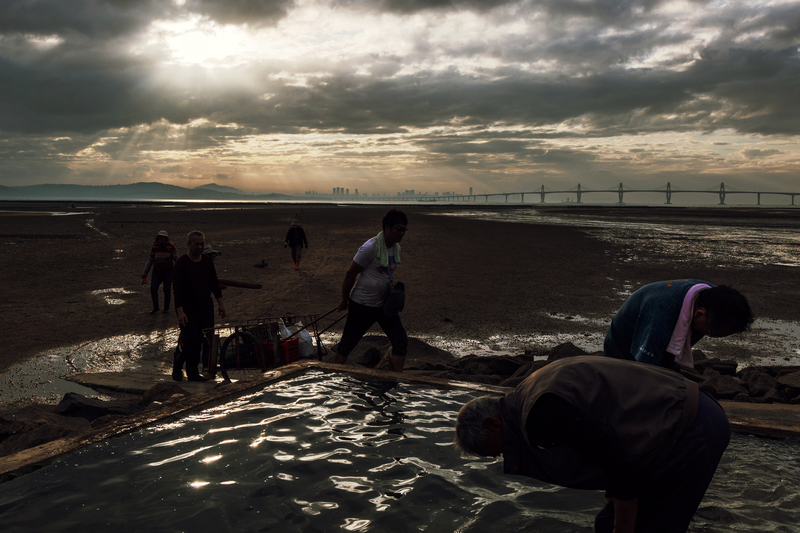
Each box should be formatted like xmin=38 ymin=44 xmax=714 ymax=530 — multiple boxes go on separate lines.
xmin=0 ymin=182 xmax=299 ymax=202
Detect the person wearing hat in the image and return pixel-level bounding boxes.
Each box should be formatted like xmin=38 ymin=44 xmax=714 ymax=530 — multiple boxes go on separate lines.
xmin=284 ymin=220 xmax=308 ymax=270
xmin=172 ymin=230 xmax=226 ymax=381
xmin=141 ymin=230 xmax=178 ymax=314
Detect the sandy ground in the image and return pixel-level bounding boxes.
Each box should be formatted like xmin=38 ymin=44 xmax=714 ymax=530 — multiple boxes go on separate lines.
xmin=2 ymin=202 xmax=799 ymax=387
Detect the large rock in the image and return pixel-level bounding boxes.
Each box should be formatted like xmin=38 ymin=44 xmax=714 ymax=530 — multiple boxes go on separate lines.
xmin=452 ymin=354 xmax=528 ymax=377
xmin=762 ymin=387 xmax=791 ymax=404
xmin=0 ymin=404 xmax=91 ymax=458
xmin=57 ymin=393 xmax=146 ymax=422
xmin=141 ymin=382 xmax=191 ymax=405
xmin=777 ymin=371 xmax=800 ymax=392
xmin=694 ymin=359 xmax=738 ymax=376
xmin=700 ymin=375 xmax=748 ymax=400
xmin=744 ymin=371 xmax=777 ymax=397
xmin=547 ymin=342 xmax=588 ymax=361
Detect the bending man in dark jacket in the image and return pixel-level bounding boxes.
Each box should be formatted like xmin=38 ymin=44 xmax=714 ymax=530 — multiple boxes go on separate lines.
xmin=172 ymin=230 xmax=226 ymax=381
xmin=454 ymin=356 xmax=730 ymax=533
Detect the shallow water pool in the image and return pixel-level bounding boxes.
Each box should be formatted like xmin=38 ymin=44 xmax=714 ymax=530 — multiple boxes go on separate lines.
xmin=0 ymin=371 xmax=798 ymax=532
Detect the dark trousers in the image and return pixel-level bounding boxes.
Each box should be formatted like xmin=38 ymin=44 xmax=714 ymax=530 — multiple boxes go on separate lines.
xmin=150 ymin=268 xmax=173 ymax=310
xmin=594 ymin=390 xmax=730 ymax=533
xmin=337 ymin=299 xmax=408 ymax=358
xmin=174 ymin=300 xmax=214 ymax=378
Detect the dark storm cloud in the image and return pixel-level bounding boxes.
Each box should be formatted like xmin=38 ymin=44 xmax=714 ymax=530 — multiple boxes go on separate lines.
xmin=332 ymin=0 xmax=517 ymax=14
xmin=182 ymin=0 xmax=296 ymax=26
xmin=1 ymin=0 xmax=166 ymax=37
xmin=1 ymin=0 xmax=798 ymax=138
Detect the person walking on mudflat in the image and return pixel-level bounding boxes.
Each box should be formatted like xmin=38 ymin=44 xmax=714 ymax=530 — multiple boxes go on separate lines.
xmin=141 ymin=230 xmax=178 ymax=314
xmin=334 ymin=209 xmax=408 ymax=372
xmin=284 ymin=220 xmax=308 ymax=270
xmin=604 ymin=279 xmax=754 ymax=369
xmin=172 ymin=231 xmax=226 ymax=381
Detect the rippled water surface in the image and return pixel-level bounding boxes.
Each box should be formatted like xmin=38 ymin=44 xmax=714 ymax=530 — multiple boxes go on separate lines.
xmin=1 ymin=372 xmax=798 ymax=532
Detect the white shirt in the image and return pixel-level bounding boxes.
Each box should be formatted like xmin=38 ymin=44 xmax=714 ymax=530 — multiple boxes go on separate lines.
xmin=349 ymin=237 xmax=398 ymax=307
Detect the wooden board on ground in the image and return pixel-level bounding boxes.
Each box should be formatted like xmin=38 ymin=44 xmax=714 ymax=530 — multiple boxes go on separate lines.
xmin=65 ymin=371 xmax=218 ymax=395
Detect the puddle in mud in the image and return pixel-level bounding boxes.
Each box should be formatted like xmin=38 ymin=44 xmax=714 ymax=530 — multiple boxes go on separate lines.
xmin=0 ymin=330 xmax=179 ymax=406
xmin=92 ymin=287 xmax=135 ymax=305
xmin=85 ymin=218 xmax=110 ymax=238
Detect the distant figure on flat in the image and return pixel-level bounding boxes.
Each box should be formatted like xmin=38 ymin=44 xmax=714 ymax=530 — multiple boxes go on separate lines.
xmin=454 ymin=356 xmax=730 ymax=533
xmin=604 ymin=279 xmax=754 ymax=369
xmin=284 ymin=220 xmax=308 ymax=270
xmin=334 ymin=209 xmax=408 ymax=372
xmin=172 ymin=230 xmax=226 ymax=381
xmin=141 ymin=230 xmax=178 ymax=315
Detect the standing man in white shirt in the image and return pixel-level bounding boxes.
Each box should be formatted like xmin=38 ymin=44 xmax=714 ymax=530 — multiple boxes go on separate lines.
xmin=334 ymin=209 xmax=408 ymax=372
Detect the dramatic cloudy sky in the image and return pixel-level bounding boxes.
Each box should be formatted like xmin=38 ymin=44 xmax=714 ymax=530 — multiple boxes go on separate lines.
xmin=1 ymin=0 xmax=799 ymax=199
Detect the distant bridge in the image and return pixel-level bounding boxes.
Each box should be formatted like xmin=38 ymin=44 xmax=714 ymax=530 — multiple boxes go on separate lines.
xmin=368 ymin=182 xmax=800 ymax=205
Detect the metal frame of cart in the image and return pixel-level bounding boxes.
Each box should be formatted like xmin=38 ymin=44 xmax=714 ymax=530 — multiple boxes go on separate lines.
xmin=203 ymin=309 xmax=347 ymax=381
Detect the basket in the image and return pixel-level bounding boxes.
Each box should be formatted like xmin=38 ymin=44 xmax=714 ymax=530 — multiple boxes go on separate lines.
xmin=262 ymin=337 xmax=300 ymax=365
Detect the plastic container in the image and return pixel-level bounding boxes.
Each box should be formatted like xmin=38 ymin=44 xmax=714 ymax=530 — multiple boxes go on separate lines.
xmin=262 ymin=337 xmax=300 ymax=365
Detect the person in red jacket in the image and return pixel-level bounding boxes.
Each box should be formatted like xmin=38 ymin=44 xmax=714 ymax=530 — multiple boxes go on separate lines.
xmin=141 ymin=230 xmax=178 ymax=314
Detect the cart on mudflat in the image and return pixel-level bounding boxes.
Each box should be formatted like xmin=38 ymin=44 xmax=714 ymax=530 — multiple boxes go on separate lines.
xmin=202 ymin=308 xmax=347 ymax=381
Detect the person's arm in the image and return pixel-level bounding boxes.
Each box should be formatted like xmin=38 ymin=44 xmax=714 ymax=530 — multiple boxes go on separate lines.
xmin=302 ymin=228 xmax=308 ymax=248
xmin=172 ymin=259 xmax=186 ymax=324
xmin=630 ymin=316 xmax=675 ymax=367
xmin=216 ymin=297 xmax=226 ymax=319
xmin=176 ymin=306 xmax=188 ymax=326
xmin=337 ymin=261 xmax=365 ymax=311
xmin=142 ymin=255 xmax=154 ymax=279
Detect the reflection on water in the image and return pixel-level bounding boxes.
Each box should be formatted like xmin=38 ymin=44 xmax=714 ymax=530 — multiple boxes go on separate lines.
xmin=91 ymin=287 xmax=135 ymax=305
xmin=0 ymin=372 xmax=797 ymax=532
xmin=0 ymin=330 xmax=179 ymax=405
xmin=436 ymin=209 xmax=800 ymax=269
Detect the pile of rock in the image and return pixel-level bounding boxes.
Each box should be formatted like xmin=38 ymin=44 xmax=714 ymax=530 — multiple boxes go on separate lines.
xmin=343 ymin=336 xmax=800 ymax=404
xmin=688 ymin=350 xmax=800 ymax=404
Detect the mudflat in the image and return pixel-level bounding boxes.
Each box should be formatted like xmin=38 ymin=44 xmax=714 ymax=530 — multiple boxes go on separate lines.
xmin=2 ymin=202 xmax=798 ymax=379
